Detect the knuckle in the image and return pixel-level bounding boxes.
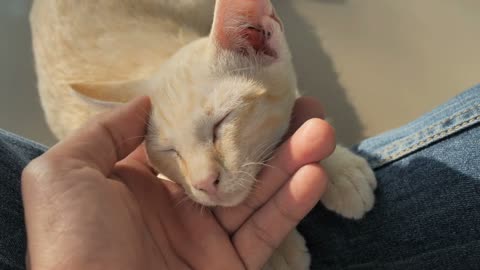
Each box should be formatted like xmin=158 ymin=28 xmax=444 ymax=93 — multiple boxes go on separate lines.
xmin=250 ymin=217 xmax=279 ymax=250
xmin=92 ymin=119 xmax=123 ymax=160
xmin=273 ymin=196 xmax=301 ymax=224
xmin=22 ymin=157 xmax=55 ymax=184
xmin=307 ymin=118 xmax=336 ymax=158
xmin=243 ymin=194 xmax=262 ymax=212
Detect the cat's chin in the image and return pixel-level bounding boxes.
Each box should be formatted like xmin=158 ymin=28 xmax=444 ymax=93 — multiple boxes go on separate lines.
xmin=216 ymin=191 xmax=250 ymax=207
xmin=190 ymin=188 xmax=250 ymax=208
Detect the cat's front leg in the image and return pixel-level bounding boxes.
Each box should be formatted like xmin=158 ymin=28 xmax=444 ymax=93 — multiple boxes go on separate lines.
xmin=262 ymin=146 xmax=376 ymax=270
xmin=320 ymin=145 xmax=377 ymax=219
xmin=263 ymin=230 xmax=310 ymax=270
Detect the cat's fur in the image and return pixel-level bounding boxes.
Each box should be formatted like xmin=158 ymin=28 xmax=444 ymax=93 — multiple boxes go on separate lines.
xmin=30 ymin=0 xmax=376 ymax=269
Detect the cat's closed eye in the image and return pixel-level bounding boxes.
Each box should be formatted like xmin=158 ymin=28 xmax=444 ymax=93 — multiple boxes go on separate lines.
xmin=213 ymin=112 xmax=231 ymax=143
xmin=161 ymin=148 xmax=180 ymax=158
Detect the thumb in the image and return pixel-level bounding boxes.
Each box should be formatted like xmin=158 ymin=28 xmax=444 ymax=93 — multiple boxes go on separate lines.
xmin=47 ymin=96 xmax=151 ymax=175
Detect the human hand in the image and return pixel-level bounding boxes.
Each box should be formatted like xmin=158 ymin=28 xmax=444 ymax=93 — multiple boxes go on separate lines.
xmin=22 ymin=96 xmax=334 ymax=270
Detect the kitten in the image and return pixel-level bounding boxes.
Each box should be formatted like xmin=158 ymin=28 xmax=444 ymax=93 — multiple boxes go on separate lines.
xmin=30 ymin=0 xmax=376 ymax=269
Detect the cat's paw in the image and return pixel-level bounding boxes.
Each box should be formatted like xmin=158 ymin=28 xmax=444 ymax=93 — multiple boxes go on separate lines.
xmin=263 ymin=230 xmax=310 ymax=270
xmin=321 ymin=146 xmax=377 ymax=219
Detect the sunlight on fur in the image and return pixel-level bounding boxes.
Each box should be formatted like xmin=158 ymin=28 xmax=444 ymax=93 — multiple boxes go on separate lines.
xmin=31 ymin=1 xmax=377 ymax=269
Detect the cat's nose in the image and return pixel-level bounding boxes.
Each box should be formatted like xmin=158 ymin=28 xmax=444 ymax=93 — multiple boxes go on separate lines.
xmin=193 ymin=172 xmax=220 ymax=196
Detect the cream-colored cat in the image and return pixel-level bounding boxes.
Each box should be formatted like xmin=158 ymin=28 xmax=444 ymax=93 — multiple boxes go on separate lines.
xmin=30 ymin=0 xmax=376 ymax=269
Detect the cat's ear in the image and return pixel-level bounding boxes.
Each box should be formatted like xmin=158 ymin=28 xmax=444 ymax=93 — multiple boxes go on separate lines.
xmin=70 ymin=79 xmax=152 ymax=107
xmin=210 ymin=0 xmax=284 ymax=60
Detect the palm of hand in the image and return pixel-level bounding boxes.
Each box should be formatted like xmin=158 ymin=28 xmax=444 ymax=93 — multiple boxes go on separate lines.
xmin=22 ymin=96 xmax=332 ymax=270
xmin=111 ymin=158 xmax=244 ymax=270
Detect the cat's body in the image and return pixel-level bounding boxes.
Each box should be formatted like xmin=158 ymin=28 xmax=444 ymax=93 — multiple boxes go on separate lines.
xmin=31 ymin=0 xmax=376 ymax=269
xmin=31 ymin=0 xmax=216 ymax=138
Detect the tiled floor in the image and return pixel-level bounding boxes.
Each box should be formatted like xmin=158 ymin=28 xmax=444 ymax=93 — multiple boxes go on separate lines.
xmin=1 ymin=0 xmax=479 ymax=146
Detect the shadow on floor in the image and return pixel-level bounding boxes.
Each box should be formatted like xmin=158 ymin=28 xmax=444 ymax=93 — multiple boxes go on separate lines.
xmin=274 ymin=0 xmax=364 ymax=146
xmin=2 ymin=0 xmax=363 ymax=146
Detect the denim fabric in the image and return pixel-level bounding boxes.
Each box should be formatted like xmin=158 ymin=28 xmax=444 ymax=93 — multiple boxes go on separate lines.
xmin=0 ymin=86 xmax=479 ymax=270
xmin=356 ymin=84 xmax=480 ymax=169
xmin=299 ymin=85 xmax=480 ymax=270
xmin=0 ymin=130 xmax=46 ymax=270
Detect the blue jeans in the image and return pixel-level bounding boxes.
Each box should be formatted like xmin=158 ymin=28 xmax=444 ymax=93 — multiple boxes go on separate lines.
xmin=299 ymin=85 xmax=480 ymax=269
xmin=0 ymin=130 xmax=46 ymax=270
xmin=1 ymin=86 xmax=479 ymax=270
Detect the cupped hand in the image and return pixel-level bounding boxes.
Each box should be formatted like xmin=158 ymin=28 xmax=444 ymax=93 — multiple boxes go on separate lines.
xmin=22 ymin=96 xmax=334 ymax=270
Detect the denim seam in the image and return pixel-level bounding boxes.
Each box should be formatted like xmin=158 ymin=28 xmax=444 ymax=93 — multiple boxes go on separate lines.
xmin=378 ymin=104 xmax=479 ymax=155
xmin=370 ymin=104 xmax=480 ymax=168
xmin=385 ymin=115 xmax=480 ymax=161
xmin=0 ymin=129 xmax=48 ymax=152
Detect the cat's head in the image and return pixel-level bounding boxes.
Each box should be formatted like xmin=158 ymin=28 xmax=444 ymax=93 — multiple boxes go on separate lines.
xmin=72 ymin=0 xmax=298 ymax=206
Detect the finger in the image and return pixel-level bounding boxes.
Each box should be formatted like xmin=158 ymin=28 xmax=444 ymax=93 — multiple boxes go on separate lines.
xmin=233 ymin=164 xmax=328 ymax=269
xmin=115 ymin=143 xmax=158 ymax=176
xmin=285 ymin=96 xmax=325 ymax=138
xmin=215 ymin=118 xmax=335 ymax=233
xmin=125 ymin=143 xmax=149 ymax=164
xmin=47 ymin=96 xmax=151 ymax=175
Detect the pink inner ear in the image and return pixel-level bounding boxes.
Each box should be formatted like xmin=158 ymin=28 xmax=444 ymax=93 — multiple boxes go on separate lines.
xmin=241 ymin=27 xmax=265 ymax=52
xmin=239 ymin=26 xmax=277 ymax=57
xmin=212 ymin=0 xmax=280 ymax=57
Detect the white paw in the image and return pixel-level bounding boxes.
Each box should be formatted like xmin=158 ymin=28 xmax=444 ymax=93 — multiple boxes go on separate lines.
xmin=321 ymin=146 xmax=377 ymax=219
xmin=263 ymin=230 xmax=310 ymax=270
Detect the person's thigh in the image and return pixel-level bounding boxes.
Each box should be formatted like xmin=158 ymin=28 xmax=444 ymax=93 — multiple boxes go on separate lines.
xmin=2 ymin=86 xmax=479 ymax=270
xmin=0 ymin=130 xmax=46 ymax=270
xmin=299 ymin=85 xmax=480 ymax=270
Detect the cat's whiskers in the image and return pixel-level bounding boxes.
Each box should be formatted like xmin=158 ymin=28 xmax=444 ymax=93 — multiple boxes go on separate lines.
xmin=227 ymin=142 xmax=279 ymax=195
xmin=234 ymin=171 xmax=258 ymax=189
xmin=242 ymin=162 xmax=275 ymax=170
xmin=189 ymin=199 xmax=201 ymax=213
xmin=242 ymin=141 xmax=278 ymax=172
xmin=178 ymin=195 xmax=208 ymax=216
xmin=239 ymin=170 xmax=258 ymax=182
xmin=174 ymin=195 xmax=191 ymax=209
xmin=249 ymin=177 xmax=265 ymax=197
xmin=260 ymin=147 xmax=277 ymax=162
xmin=228 ymin=66 xmax=255 ymax=74
xmin=247 ymin=141 xmax=274 ymax=165
xmin=196 ymin=202 xmax=212 ymax=217
xmin=244 ymin=145 xmax=275 ymax=164
xmin=132 ymin=106 xmax=155 ymax=131
xmin=234 ymin=177 xmax=252 ymax=192
xmin=229 ymin=170 xmax=254 ymax=190
xmin=255 ymin=140 xmax=278 ymax=160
